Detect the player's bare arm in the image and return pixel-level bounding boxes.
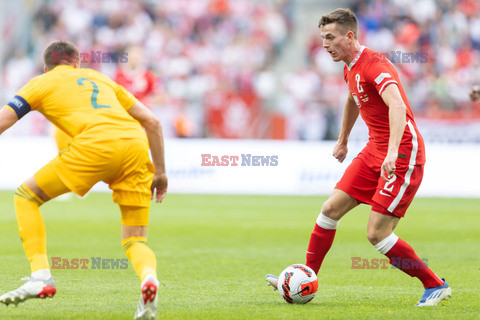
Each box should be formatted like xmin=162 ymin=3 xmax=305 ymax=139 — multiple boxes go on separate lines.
xmin=0 ymin=107 xmax=20 ymax=135
xmin=333 ymin=93 xmax=359 ymax=163
xmin=128 ymin=101 xmax=168 ymax=203
xmin=469 ymin=85 xmax=480 ymax=101
xmin=380 ymin=84 xmax=407 ymax=181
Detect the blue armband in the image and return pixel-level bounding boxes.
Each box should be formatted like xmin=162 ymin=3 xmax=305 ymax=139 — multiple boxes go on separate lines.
xmin=7 ymin=95 xmax=31 ymax=119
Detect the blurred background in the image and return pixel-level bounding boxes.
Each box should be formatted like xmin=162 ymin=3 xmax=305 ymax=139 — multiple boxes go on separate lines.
xmin=0 ymin=0 xmax=479 ymax=197
xmin=1 ymin=0 xmax=479 ymax=142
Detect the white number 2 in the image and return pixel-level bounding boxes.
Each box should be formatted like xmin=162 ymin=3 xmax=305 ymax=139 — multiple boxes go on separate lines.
xmin=383 ymin=174 xmax=397 ymax=192
xmin=355 ymin=74 xmax=364 ymax=93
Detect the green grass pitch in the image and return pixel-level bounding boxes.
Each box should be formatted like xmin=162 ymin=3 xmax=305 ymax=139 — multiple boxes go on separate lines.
xmin=0 ymin=191 xmax=479 ymax=319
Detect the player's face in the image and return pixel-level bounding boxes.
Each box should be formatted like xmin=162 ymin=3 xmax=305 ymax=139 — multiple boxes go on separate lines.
xmin=321 ymin=23 xmax=350 ymax=63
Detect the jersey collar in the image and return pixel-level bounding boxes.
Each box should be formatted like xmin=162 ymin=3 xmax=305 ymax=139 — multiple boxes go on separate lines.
xmin=346 ymin=45 xmax=366 ymax=71
xmin=52 ymin=65 xmax=76 ymax=71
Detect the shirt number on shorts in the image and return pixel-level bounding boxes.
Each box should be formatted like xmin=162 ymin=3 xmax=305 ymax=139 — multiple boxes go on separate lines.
xmin=383 ymin=174 xmax=397 ymax=192
xmin=77 ymin=78 xmax=111 ymax=109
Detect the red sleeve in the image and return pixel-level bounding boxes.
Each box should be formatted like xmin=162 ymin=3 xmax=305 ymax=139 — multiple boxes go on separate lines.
xmin=145 ymin=70 xmax=157 ymax=96
xmin=363 ymin=60 xmax=399 ymax=95
xmin=114 ymin=68 xmax=128 ymax=88
xmin=343 ymin=65 xmax=348 ymax=84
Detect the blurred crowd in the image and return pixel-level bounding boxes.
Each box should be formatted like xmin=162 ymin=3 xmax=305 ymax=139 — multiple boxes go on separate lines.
xmin=1 ymin=0 xmax=479 ymax=140
xmin=2 ymin=0 xmax=293 ymax=138
xmin=308 ymin=0 xmax=480 ymax=121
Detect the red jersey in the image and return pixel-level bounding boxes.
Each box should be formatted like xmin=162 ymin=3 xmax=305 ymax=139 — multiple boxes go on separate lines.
xmin=114 ymin=67 xmax=157 ymax=105
xmin=343 ymin=46 xmax=425 ymax=166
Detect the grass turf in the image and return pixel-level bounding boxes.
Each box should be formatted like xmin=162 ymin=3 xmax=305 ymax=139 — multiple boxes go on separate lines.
xmin=0 ymin=191 xmax=478 ymax=319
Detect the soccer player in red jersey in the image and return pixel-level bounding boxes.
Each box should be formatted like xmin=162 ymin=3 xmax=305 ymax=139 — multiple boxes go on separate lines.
xmin=267 ymin=8 xmax=451 ymax=306
xmin=114 ymin=45 xmax=158 ymax=107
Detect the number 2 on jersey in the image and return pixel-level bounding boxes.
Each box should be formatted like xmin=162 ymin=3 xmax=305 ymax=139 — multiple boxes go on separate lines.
xmin=77 ymin=77 xmax=111 ymax=109
xmin=355 ymin=74 xmax=364 ymax=93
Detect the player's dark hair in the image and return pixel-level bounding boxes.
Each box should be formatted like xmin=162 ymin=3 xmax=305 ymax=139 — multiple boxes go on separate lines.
xmin=44 ymin=41 xmax=79 ymax=69
xmin=319 ymin=8 xmax=358 ymax=39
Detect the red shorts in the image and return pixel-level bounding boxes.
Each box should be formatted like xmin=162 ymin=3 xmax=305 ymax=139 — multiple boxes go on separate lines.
xmin=335 ymin=151 xmax=424 ymax=218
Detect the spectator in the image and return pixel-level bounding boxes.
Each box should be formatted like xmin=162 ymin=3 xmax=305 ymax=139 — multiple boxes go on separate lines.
xmin=3 ymin=0 xmax=293 ymax=139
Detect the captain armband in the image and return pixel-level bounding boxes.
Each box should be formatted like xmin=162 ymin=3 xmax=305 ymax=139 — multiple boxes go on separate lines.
xmin=7 ymin=95 xmax=31 ymax=119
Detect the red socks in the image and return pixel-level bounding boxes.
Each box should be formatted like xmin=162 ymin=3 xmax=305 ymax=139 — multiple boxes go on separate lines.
xmin=305 ymin=213 xmax=338 ymax=274
xmin=306 ymin=213 xmax=443 ymax=288
xmin=377 ymin=234 xmax=444 ymax=288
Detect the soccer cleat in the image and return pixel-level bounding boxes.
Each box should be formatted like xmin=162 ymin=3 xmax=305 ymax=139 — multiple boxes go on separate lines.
xmin=265 ymin=274 xmax=279 ymax=291
xmin=0 ymin=276 xmax=56 ymax=306
xmin=415 ymin=278 xmax=451 ymax=306
xmin=134 ymin=274 xmax=159 ymax=320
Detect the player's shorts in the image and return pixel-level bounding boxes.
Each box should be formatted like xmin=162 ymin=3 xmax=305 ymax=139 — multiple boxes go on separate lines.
xmin=335 ymin=150 xmax=424 ymax=218
xmin=35 ymin=137 xmax=154 ymax=208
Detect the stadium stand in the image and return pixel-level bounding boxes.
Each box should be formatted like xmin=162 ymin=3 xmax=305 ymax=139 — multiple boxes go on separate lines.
xmin=1 ymin=0 xmax=479 ymax=141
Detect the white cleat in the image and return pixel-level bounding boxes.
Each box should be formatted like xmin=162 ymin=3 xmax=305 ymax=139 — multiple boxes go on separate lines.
xmin=0 ymin=277 xmax=56 ymax=306
xmin=265 ymin=274 xmax=279 ymax=291
xmin=134 ymin=275 xmax=159 ymax=320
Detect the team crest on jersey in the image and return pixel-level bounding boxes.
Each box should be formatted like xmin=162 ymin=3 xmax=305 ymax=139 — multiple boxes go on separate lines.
xmin=351 ymin=93 xmax=361 ymax=108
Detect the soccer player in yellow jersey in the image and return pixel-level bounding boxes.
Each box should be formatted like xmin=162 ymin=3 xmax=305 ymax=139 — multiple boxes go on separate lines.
xmin=0 ymin=41 xmax=167 ymax=320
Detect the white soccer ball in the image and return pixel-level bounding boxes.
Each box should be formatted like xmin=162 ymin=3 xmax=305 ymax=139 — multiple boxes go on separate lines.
xmin=277 ymin=264 xmax=318 ymax=304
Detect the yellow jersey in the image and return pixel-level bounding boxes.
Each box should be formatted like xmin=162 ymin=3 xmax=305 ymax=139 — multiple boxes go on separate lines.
xmin=4 ymin=65 xmax=146 ymax=143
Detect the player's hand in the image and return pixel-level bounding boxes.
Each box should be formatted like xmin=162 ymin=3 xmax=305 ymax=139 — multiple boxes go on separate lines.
xmin=333 ymin=141 xmax=348 ymax=163
xmin=469 ymin=85 xmax=480 ymax=102
xmin=381 ymin=151 xmax=398 ymax=182
xmin=151 ymin=173 xmax=168 ymax=203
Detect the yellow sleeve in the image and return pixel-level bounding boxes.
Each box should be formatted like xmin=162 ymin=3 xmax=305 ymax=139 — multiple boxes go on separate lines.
xmin=2 ymin=105 xmax=16 ymax=113
xmin=115 ymin=83 xmax=138 ymax=111
xmin=6 ymin=76 xmax=43 ymax=119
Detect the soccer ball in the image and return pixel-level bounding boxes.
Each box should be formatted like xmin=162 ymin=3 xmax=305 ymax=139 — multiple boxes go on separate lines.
xmin=278 ymin=264 xmax=318 ymax=304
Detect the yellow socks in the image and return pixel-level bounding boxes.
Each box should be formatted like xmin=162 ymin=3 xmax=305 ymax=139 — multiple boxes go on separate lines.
xmin=14 ymin=182 xmax=158 ymax=283
xmin=122 ymin=236 xmax=157 ymax=282
xmin=14 ymin=184 xmax=49 ymax=273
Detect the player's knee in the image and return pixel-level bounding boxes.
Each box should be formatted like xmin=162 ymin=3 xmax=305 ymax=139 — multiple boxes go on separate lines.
xmin=321 ymin=201 xmax=342 ymax=220
xmin=122 ymin=236 xmax=147 ymax=254
xmin=14 ymin=184 xmax=44 ymax=207
xmin=366 ymin=229 xmax=383 ymax=246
